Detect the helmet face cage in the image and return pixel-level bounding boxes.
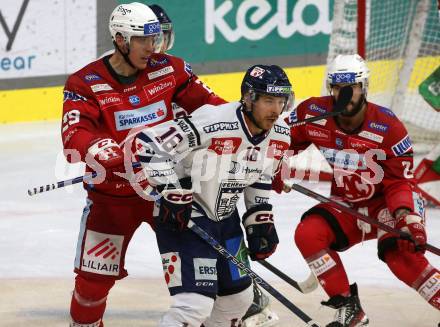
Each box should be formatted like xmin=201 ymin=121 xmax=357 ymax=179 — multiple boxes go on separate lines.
xmin=326 ymin=54 xmax=370 ymax=95
xmin=241 ymin=65 xmax=294 ymax=113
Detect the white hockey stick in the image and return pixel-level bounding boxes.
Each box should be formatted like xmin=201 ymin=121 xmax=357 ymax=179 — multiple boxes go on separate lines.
xmin=257 ymin=260 xmax=318 ymax=294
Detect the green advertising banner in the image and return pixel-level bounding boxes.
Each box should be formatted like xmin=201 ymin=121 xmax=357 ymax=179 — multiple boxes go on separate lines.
xmin=119 ymin=0 xmax=334 ymax=64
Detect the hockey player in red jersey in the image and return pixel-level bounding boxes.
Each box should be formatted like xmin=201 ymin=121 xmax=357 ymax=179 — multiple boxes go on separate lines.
xmin=273 ymin=54 xmax=440 ymax=326
xmin=62 ymin=3 xmax=225 ymax=326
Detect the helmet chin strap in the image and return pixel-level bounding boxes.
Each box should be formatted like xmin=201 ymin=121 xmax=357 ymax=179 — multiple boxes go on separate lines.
xmin=113 ymin=40 xmax=136 ymax=69
xmin=341 ymin=94 xmax=366 ymax=117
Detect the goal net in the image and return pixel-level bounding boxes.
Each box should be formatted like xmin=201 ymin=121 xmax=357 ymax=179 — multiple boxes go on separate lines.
xmin=324 ymin=0 xmax=440 ymax=150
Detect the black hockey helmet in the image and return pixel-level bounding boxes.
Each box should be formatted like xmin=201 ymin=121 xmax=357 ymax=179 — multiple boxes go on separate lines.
xmin=149 ymin=4 xmax=174 ymax=51
xmin=241 ymin=65 xmax=294 ymax=112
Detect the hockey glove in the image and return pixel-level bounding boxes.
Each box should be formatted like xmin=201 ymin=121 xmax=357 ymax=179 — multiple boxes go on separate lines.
xmin=86 ymin=138 xmax=126 ymax=183
xmin=156 ymin=177 xmax=193 ymax=232
xmin=271 ymin=162 xmax=291 ymax=194
xmin=243 ymin=204 xmax=279 ymax=260
xmin=396 ymin=212 xmax=426 ymax=253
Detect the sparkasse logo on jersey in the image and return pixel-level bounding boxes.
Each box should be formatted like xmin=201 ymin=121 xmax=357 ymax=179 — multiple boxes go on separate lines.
xmin=114 ymin=100 xmax=167 ymax=131
xmin=144 ymin=75 xmax=176 ymax=100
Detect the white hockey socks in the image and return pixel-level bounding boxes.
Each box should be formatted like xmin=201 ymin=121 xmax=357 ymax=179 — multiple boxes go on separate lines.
xmin=203 ymin=285 xmax=254 ymax=327
xmin=159 ymin=292 xmax=214 ymax=327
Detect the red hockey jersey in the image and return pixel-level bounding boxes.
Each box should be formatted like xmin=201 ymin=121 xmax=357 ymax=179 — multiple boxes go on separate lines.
xmin=62 ymin=53 xmax=225 ymax=196
xmin=288 ymin=96 xmax=417 ymax=215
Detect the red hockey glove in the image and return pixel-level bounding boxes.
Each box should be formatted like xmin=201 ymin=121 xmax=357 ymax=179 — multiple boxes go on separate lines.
xmin=271 ymin=166 xmax=292 ymax=194
xmin=87 ymin=138 xmax=126 ymax=183
xmin=396 ymin=212 xmax=426 ymax=253
xmin=243 ymin=204 xmax=279 ymax=260
xmin=272 ymin=169 xmax=285 ymax=194
xmin=156 ymin=177 xmax=193 ymax=232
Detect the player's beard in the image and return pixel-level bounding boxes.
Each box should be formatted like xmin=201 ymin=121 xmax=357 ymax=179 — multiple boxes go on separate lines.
xmin=341 ymin=94 xmax=366 ymax=117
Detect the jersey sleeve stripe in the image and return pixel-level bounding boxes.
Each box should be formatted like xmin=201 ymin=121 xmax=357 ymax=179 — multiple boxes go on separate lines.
xmin=181 ymin=116 xmax=201 ymax=146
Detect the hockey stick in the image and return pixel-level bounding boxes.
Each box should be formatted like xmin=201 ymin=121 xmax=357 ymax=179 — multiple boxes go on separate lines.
xmin=27 ymin=162 xmax=143 ymax=196
xmin=288 ymin=85 xmax=353 ymax=128
xmin=257 ymin=260 xmax=318 ymax=294
xmin=288 ymin=183 xmax=440 ymax=256
xmin=188 ymin=220 xmax=322 ymax=327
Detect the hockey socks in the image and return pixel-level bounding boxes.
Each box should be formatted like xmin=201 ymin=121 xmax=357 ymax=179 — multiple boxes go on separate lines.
xmin=412 ymin=265 xmax=440 ymax=311
xmin=70 ymin=276 xmax=114 ymax=326
xmin=295 ymin=215 xmax=350 ymax=297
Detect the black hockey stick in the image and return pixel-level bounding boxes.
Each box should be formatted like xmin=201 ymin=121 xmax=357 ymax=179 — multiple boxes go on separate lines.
xmin=289 ymin=85 xmax=353 ymax=128
xmin=188 ymin=220 xmax=321 ymax=327
xmin=27 ymin=162 xmax=143 ymax=196
xmin=257 ymin=260 xmax=318 ymax=294
xmin=288 ymin=183 xmax=440 ymax=256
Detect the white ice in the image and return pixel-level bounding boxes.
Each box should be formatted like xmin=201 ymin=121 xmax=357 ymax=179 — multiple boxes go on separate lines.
xmin=1 ymin=121 xmax=439 ymax=288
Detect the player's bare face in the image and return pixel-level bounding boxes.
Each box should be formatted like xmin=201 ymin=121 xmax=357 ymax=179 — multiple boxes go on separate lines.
xmin=252 ymin=95 xmax=285 ymax=131
xmin=332 ymin=83 xmax=364 ymax=115
xmin=129 ymin=36 xmax=156 ymax=69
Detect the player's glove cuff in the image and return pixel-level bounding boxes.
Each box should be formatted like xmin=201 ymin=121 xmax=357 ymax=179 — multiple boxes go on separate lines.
xmin=242 ymin=204 xmax=279 ymax=260
xmin=396 ymin=212 xmax=426 ymax=253
xmin=155 ymin=177 xmax=193 ymax=232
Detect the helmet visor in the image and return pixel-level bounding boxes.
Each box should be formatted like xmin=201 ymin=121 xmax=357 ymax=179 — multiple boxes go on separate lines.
xmin=252 ymin=86 xmax=295 ymax=113
xmin=163 ymin=30 xmax=175 ymax=51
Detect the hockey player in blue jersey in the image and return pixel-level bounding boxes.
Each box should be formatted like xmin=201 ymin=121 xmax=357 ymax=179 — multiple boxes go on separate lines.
xmin=136 ymin=64 xmax=294 ymax=327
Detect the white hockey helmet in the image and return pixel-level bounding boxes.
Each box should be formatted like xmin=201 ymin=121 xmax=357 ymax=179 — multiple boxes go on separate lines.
xmin=109 ymin=2 xmax=161 ymax=45
xmin=326 ymin=54 xmax=370 ymax=95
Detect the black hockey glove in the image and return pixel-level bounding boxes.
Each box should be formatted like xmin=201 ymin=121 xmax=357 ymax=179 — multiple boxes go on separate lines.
xmin=156 ymin=177 xmax=193 ymax=232
xmin=242 ymin=204 xmax=279 ymax=260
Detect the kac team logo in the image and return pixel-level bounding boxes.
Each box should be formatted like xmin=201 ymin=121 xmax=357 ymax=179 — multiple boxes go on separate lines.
xmin=128 ymin=95 xmax=140 ymax=106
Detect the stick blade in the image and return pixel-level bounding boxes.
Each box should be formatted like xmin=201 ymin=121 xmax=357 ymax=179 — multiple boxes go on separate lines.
xmin=298 ymin=273 xmax=319 ymax=293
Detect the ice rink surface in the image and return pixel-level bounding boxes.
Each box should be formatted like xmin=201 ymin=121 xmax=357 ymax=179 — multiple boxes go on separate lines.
xmin=0 ymin=121 xmax=439 ymax=326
